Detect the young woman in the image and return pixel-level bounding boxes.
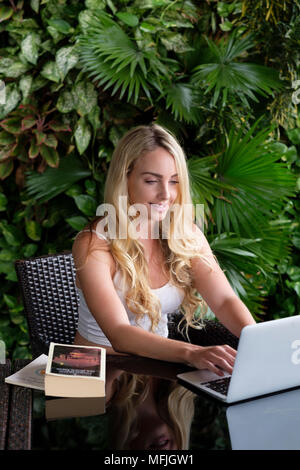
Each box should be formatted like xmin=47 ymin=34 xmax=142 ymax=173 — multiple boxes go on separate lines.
xmin=73 ymin=124 xmax=255 ymax=376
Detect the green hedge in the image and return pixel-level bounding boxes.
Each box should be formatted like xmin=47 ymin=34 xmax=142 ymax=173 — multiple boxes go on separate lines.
xmin=0 ymin=0 xmax=299 ymax=359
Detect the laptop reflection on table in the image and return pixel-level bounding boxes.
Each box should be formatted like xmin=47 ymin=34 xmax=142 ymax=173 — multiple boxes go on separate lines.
xmin=226 ymin=387 xmax=300 ymax=450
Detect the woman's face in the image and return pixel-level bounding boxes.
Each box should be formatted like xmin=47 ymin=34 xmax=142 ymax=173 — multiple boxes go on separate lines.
xmin=127 ymin=147 xmax=179 ymax=224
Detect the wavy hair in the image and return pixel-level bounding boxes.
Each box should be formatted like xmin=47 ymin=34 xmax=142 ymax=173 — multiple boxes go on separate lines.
xmin=92 ymin=124 xmax=212 ymax=333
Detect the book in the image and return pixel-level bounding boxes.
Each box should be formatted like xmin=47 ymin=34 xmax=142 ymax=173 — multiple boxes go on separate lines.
xmin=45 ymin=343 xmax=106 ymax=398
xmin=45 ymin=396 xmax=106 ymax=421
xmin=5 ymin=354 xmax=48 ymax=390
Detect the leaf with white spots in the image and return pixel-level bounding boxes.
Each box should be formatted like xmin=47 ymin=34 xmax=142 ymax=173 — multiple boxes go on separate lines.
xmin=21 ymin=33 xmax=41 ymax=65
xmin=72 ymin=81 xmax=98 ymax=116
xmin=74 ymin=117 xmax=92 ymax=155
xmin=0 ymin=58 xmax=29 ymax=78
xmin=19 ymin=75 xmax=33 ymax=101
xmin=56 ymin=46 xmax=79 ymax=81
xmin=0 ymin=83 xmax=21 ymax=119
xmin=40 ymin=61 xmax=60 ymax=83
xmin=56 ymin=89 xmax=75 ymax=113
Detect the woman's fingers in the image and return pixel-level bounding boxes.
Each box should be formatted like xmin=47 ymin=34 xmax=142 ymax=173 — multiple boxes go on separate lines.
xmin=205 ymin=361 xmax=226 ymax=377
xmin=194 ymin=344 xmax=237 ymax=375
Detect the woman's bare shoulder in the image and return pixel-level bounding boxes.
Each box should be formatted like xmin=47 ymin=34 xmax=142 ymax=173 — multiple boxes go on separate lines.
xmin=72 ymin=222 xmax=116 ymax=276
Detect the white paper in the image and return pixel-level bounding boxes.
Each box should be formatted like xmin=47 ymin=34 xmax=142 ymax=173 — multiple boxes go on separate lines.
xmin=5 ymin=354 xmax=48 ymax=390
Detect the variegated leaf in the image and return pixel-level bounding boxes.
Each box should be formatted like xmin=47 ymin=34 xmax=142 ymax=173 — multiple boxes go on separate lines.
xmin=74 ymin=117 xmax=92 ymax=155
xmin=0 ymin=83 xmax=21 ymax=119
xmin=40 ymin=61 xmax=60 ymax=83
xmin=19 ymin=75 xmax=33 ymax=101
xmin=21 ymin=33 xmax=41 ymax=65
xmin=72 ymin=81 xmax=98 ymax=116
xmin=40 ymin=144 xmax=59 ymax=168
xmin=56 ymin=89 xmax=75 ymax=113
xmin=0 ymin=58 xmax=29 ymax=78
xmin=0 ymin=160 xmax=13 ymax=180
xmin=56 ymin=46 xmax=79 ymax=81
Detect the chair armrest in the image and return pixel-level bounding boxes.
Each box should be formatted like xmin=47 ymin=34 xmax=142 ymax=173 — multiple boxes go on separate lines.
xmin=168 ymin=313 xmax=239 ymax=350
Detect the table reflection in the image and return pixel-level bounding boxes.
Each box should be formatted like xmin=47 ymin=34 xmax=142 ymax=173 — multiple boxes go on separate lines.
xmin=106 ymin=373 xmax=195 ymax=450
xmin=34 ymin=356 xmax=204 ymax=451
xmin=17 ymin=354 xmax=300 ymax=450
xmin=226 ymin=387 xmax=300 ymax=450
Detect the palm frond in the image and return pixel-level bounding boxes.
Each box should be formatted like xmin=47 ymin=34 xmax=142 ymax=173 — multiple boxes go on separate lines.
xmin=163 ymin=83 xmax=200 ymax=124
xmin=192 ymin=33 xmax=283 ymax=107
xmin=77 ymin=12 xmax=168 ymax=104
xmin=188 ymin=155 xmax=234 ymax=206
xmin=210 ymin=225 xmax=291 ymax=315
xmin=25 ymin=155 xmax=91 ymax=203
xmin=212 ymin=121 xmax=296 ymax=236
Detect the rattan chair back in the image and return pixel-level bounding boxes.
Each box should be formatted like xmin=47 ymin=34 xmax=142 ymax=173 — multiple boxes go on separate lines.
xmin=15 ymin=252 xmax=79 ymax=358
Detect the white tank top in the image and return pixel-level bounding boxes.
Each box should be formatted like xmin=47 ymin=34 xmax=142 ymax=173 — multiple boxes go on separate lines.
xmin=75 ymin=230 xmax=185 ymax=347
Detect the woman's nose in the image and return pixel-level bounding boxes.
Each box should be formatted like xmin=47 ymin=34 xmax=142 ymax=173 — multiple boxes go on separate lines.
xmin=158 ymin=183 xmax=170 ymax=199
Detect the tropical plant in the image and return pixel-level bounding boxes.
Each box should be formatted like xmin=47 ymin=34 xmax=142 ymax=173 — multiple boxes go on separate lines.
xmin=191 ymin=33 xmax=283 ymax=110
xmin=0 ymin=0 xmax=299 ymax=360
xmin=188 ymin=120 xmax=296 ymax=315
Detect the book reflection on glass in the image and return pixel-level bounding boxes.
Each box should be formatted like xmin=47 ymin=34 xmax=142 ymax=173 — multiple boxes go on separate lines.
xmin=45 ymin=396 xmax=106 ymax=421
xmin=45 ymin=343 xmax=106 ymax=398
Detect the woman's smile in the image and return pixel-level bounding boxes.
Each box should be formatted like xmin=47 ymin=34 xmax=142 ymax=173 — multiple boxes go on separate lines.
xmin=149 ymin=202 xmax=169 ymax=213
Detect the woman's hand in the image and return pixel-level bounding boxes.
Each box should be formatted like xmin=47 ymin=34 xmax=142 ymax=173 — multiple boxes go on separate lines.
xmin=188 ymin=344 xmax=237 ymax=376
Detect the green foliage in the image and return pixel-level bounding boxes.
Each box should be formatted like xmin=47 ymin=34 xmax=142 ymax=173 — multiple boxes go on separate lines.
xmin=0 ymin=0 xmax=299 ymax=358
xmin=192 ymin=33 xmax=283 ymax=109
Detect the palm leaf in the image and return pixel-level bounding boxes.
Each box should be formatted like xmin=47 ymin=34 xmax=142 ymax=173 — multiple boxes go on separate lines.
xmin=188 ymin=155 xmax=234 ymax=205
xmin=163 ymin=83 xmax=200 ymax=124
xmin=210 ymin=226 xmax=291 ymax=315
xmin=212 ymin=120 xmax=296 ymax=236
xmin=77 ymin=12 xmax=168 ymax=104
xmin=192 ymin=33 xmax=283 ymax=107
xmin=25 ymin=155 xmax=91 ymax=203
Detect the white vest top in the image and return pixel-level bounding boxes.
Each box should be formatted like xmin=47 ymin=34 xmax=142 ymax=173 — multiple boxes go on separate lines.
xmin=76 ymin=230 xmax=184 ymax=347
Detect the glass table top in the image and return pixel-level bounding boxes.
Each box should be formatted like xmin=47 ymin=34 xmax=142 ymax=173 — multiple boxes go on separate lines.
xmin=30 ymin=354 xmax=300 ymax=451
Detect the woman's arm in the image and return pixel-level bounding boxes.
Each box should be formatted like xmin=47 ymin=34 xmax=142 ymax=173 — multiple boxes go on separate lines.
xmin=191 ymin=226 xmax=256 ymax=337
xmin=73 ymin=233 xmax=236 ymax=376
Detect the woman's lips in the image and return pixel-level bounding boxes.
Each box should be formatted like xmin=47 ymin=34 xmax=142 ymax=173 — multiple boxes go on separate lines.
xmin=149 ymin=203 xmax=169 ymax=213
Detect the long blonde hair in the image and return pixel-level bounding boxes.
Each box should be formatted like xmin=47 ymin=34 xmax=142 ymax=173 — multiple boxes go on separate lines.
xmin=98 ymin=123 xmax=210 ymax=334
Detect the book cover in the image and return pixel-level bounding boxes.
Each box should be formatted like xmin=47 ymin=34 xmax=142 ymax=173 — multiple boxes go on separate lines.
xmin=45 ymin=343 xmax=106 ymax=398
xmin=5 ymin=354 xmax=48 ymax=390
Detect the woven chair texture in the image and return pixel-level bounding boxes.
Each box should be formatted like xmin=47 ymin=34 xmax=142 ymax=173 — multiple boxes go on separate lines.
xmin=15 ymin=252 xmax=79 ymax=358
xmin=168 ymin=313 xmax=239 ymax=350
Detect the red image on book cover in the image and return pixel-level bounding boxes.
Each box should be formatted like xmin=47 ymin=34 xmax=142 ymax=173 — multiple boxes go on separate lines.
xmin=50 ymin=345 xmax=101 ymax=377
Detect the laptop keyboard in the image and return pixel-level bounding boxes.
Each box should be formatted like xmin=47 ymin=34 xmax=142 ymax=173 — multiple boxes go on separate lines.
xmin=202 ymin=376 xmax=231 ymax=396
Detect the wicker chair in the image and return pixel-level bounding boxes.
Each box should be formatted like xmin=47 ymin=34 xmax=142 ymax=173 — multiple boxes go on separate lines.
xmin=15 ymin=252 xmax=79 ymax=358
xmin=15 ymin=252 xmax=239 ymax=358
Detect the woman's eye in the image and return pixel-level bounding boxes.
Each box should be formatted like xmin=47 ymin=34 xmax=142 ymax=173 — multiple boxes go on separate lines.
xmin=145 ymin=180 xmax=157 ymax=184
xmin=170 ymin=181 xmax=179 ymax=185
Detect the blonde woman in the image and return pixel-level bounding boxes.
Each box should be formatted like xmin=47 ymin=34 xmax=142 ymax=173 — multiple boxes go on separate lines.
xmin=73 ymin=124 xmax=255 ymax=375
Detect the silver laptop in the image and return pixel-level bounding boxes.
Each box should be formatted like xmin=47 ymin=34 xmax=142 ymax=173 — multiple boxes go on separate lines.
xmin=177 ymin=315 xmax=300 ymax=404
